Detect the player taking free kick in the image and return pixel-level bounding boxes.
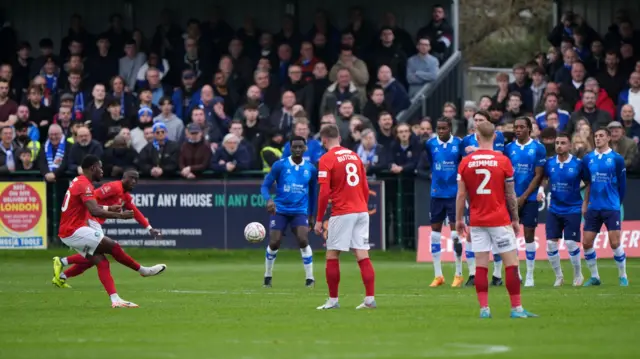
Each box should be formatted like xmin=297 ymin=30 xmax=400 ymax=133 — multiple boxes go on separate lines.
xmin=55 ymin=155 xmax=166 ymax=308
xmin=314 ymin=124 xmax=376 ymax=310
xmin=456 ymin=121 xmax=537 ymax=319
xmin=52 ymin=169 xmax=162 ymax=289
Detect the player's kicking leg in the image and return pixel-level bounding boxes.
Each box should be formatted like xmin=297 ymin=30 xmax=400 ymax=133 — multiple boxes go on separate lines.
xmin=59 ymin=227 xmax=139 ymax=307
xmin=293 ymin=215 xmax=315 ymax=287
xmin=471 ymin=226 xmax=537 ymax=319
xmin=94 ymin=236 xmax=166 ymax=277
xmin=521 ymin=202 xmax=539 ymax=287
xmin=263 ymin=214 xmax=286 ymax=288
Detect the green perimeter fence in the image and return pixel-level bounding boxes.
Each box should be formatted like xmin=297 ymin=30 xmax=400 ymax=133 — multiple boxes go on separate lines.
xmin=2 ymin=171 xmax=418 ymax=250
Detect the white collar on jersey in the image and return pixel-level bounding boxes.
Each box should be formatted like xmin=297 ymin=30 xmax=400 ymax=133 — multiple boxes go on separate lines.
xmin=288 ymin=156 xmax=305 ymax=168
xmin=437 ymin=135 xmax=453 ymax=146
xmin=516 ymin=138 xmax=533 ymax=150
xmin=556 ymin=154 xmax=573 ymax=165
xmin=594 ymin=148 xmax=612 ymax=156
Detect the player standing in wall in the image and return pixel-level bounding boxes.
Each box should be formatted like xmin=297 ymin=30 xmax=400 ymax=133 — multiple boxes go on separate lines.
xmin=541 ymin=133 xmax=585 ymax=286
xmin=314 ymin=124 xmax=376 ymax=310
xmin=424 ymin=118 xmax=467 ymax=287
xmin=260 ymin=136 xmax=317 ymax=288
xmin=57 ymin=155 xmax=166 ymax=308
xmin=52 ymin=170 xmax=162 ymax=288
xmin=581 ymin=128 xmax=628 ymax=286
xmin=505 ymin=117 xmax=546 ymax=287
xmin=461 ymin=111 xmax=506 ymax=286
xmin=456 ymin=121 xmax=537 ymax=318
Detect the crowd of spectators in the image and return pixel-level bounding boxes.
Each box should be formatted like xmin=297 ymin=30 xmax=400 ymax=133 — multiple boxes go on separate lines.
xmin=0 ymin=5 xmax=456 ymax=180
xmin=451 ymin=9 xmax=640 ymax=174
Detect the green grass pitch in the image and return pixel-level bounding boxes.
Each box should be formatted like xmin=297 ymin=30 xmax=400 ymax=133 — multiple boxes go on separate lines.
xmin=0 ymin=249 xmax=638 ymax=359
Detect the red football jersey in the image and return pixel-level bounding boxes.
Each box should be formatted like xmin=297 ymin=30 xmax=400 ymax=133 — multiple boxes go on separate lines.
xmin=94 ymin=181 xmax=150 ymax=227
xmin=458 ymin=150 xmax=514 ymax=227
xmin=318 ymin=146 xmax=369 ymax=217
xmin=58 ymin=176 xmax=98 ymax=238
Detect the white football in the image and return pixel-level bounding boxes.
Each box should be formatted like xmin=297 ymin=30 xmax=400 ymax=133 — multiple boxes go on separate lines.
xmin=244 ymin=222 xmax=266 ymax=243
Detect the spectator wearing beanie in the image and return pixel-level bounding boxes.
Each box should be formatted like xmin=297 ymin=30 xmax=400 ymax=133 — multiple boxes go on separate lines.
xmin=180 ymin=123 xmax=212 ymax=179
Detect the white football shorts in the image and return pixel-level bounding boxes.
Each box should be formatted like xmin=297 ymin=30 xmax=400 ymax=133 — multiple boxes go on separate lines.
xmin=60 ymin=220 xmax=104 ymax=257
xmin=470 ymin=225 xmax=517 ymax=254
xmin=327 ymin=212 xmax=370 ymax=251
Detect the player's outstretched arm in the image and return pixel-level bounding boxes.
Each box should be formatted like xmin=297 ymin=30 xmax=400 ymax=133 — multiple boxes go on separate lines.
xmin=85 ymin=199 xmax=134 ymax=219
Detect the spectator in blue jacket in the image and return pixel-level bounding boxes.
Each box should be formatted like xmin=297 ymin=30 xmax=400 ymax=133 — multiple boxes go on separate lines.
xmin=171 ymin=68 xmax=198 ymax=120
xmin=281 ymin=118 xmax=325 ymax=163
xmin=406 ymin=37 xmax=439 ymax=97
xmin=377 ymin=65 xmax=410 ymax=115
xmin=211 ymin=133 xmax=251 ymax=173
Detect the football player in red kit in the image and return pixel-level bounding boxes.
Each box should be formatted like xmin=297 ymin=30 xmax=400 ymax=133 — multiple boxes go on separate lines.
xmin=53 ymin=170 xmax=162 ymax=292
xmin=54 ymin=157 xmax=166 ymax=308
xmin=456 ymin=121 xmax=537 ymax=318
xmin=314 ymin=124 xmax=376 ymax=310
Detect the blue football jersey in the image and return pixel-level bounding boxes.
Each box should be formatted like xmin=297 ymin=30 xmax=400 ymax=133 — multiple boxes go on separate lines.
xmin=461 ymin=131 xmax=506 ymax=155
xmin=544 ymin=154 xmax=586 ymax=215
xmin=260 ymin=157 xmax=318 ymax=215
xmin=506 ymin=139 xmax=546 ymax=201
xmin=425 ymin=136 xmax=462 ymax=198
xmin=583 ymin=149 xmax=627 ymax=211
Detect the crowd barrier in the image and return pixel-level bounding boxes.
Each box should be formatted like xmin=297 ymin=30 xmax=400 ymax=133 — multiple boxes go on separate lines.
xmin=414 ymin=178 xmax=640 ymax=262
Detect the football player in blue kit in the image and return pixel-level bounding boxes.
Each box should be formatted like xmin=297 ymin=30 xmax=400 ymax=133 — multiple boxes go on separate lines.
xmin=506 ymin=117 xmax=546 ymax=287
xmin=582 ymin=128 xmax=628 ymax=287
xmin=461 ymin=111 xmax=506 ymax=286
xmin=425 ymin=118 xmax=467 ymax=287
xmin=260 ymin=136 xmax=318 ymax=288
xmin=541 ymin=133 xmax=585 ymax=286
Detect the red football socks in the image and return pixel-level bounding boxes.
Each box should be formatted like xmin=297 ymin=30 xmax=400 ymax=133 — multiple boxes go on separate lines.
xmin=505 ymin=265 xmax=522 ymax=308
xmin=96 ymin=259 xmax=117 ymax=295
xmin=358 ymin=258 xmax=375 ymax=296
xmin=475 ymin=266 xmax=489 ymax=308
xmin=66 ymin=254 xmax=91 ymax=265
xmin=325 ymin=259 xmax=340 ymax=298
xmin=110 ymin=244 xmax=141 ymax=271
xmin=64 ymin=263 xmax=93 ymax=278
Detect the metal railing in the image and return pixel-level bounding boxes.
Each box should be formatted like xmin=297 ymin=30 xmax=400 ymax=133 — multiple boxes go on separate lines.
xmin=397 ymin=51 xmax=463 ymax=124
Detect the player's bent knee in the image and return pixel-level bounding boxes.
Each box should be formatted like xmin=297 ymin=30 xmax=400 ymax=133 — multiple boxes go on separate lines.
xmin=546 ymin=240 xmax=559 ymax=252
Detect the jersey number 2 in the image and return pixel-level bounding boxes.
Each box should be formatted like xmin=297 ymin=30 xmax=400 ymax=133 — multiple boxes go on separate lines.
xmin=346 ymin=163 xmax=360 ymax=187
xmin=475 ymin=169 xmax=491 ymax=195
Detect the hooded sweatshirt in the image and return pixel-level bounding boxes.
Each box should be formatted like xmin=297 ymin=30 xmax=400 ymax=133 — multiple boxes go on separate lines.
xmin=153 ymin=113 xmax=185 ymax=142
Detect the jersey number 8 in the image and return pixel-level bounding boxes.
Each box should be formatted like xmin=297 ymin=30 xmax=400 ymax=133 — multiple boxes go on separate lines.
xmin=346 ymin=163 xmax=360 ymax=187
xmin=475 ymin=169 xmax=491 ymax=195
